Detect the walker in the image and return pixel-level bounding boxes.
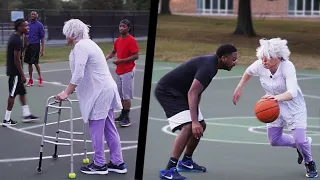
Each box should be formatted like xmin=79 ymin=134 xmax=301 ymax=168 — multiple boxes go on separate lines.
xmin=36 ymin=94 xmax=89 ymax=179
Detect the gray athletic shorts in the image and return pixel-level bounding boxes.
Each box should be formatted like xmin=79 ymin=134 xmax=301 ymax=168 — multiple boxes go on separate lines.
xmin=116 ymin=68 xmax=135 ymax=100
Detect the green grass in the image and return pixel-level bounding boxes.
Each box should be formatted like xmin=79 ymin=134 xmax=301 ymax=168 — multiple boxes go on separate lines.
xmin=154 ymin=15 xmax=320 ymax=70
xmin=1 ymin=15 xmax=319 ymax=70
xmin=0 ymin=41 xmax=147 ymax=66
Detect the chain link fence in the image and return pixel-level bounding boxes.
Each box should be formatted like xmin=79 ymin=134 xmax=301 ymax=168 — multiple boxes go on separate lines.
xmin=0 ymin=9 xmax=150 ymax=44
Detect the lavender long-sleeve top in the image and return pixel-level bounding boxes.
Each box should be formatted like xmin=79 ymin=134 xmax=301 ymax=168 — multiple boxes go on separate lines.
xmin=69 ymin=38 xmax=123 ymax=123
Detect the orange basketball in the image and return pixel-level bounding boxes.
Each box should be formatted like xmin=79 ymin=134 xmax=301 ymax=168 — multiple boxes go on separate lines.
xmin=254 ymin=98 xmax=280 ymax=123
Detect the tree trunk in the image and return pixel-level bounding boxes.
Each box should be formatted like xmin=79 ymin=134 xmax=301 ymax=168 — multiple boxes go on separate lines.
xmin=233 ymin=0 xmax=256 ymax=36
xmin=160 ymin=0 xmax=171 ymax=15
xmin=0 ymin=0 xmax=10 ymax=22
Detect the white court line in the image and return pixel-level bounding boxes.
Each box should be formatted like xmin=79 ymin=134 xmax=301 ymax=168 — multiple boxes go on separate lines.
xmin=0 ymin=145 xmax=137 ymax=163
xmin=0 ymin=64 xmax=171 ymax=78
xmin=150 ymin=76 xmax=243 ymax=84
xmin=248 ymin=126 xmax=320 ymax=136
xmin=19 ymin=79 xmax=143 ymax=101
xmin=0 ymin=65 xmax=143 ymax=131
xmin=150 ymin=116 xmax=320 ymax=122
xmin=161 ymin=125 xmax=274 ymax=145
xmin=304 ymin=94 xmax=320 ymax=100
xmin=153 ymin=67 xmax=173 ymax=71
xmin=150 ymin=73 xmax=320 ymax=145
xmin=20 ymin=105 xmax=141 ymax=130
xmin=0 ymin=68 xmax=71 ymax=77
xmin=209 ymin=122 xmax=320 ymax=136
xmin=0 ymin=63 xmax=148 ymax=164
xmin=3 ymin=74 xmax=143 ymax=102
xmin=136 ymin=62 xmax=176 ymax=70
xmin=151 ymin=74 xmax=320 ymax=84
xmin=152 ymin=116 xmax=320 ymax=145
xmin=298 ymin=73 xmax=320 ymax=77
xmin=160 ymin=122 xmax=320 ymax=146
xmin=108 ymin=65 xmax=173 ymax=72
xmin=3 ymin=124 xmax=138 ymax=144
xmin=206 ymin=122 xmax=253 ymax=128
xmin=298 ymin=76 xmax=320 ymax=80
xmin=20 ymin=117 xmax=82 ymax=130
xmin=35 ymin=79 xmax=66 ymax=86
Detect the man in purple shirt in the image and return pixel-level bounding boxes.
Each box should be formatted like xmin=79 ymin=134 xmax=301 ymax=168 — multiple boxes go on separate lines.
xmin=24 ymin=11 xmax=45 ymax=87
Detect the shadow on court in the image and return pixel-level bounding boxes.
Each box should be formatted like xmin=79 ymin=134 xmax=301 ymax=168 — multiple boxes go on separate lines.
xmin=143 ymin=63 xmax=320 ymax=180
xmin=0 ymin=56 xmax=147 ymax=180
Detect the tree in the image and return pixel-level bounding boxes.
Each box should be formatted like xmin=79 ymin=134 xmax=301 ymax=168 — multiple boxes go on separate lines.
xmin=0 ymin=0 xmax=9 ymax=9
xmin=233 ymin=0 xmax=256 ymax=37
xmin=131 ymin=0 xmax=150 ymax=10
xmin=17 ymin=0 xmax=62 ymax=9
xmin=61 ymin=1 xmax=81 ymax=10
xmin=82 ymin=0 xmax=123 ymax=10
xmin=160 ymin=0 xmax=171 ymax=14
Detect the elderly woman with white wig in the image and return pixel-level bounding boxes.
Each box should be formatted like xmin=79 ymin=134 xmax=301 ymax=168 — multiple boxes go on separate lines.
xmin=232 ymin=37 xmax=318 ymax=178
xmin=55 ymin=19 xmax=127 ymax=175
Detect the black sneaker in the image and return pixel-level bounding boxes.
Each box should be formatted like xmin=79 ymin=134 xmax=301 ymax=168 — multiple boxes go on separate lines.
xmin=2 ymin=119 xmax=17 ymax=127
xmin=177 ymin=159 xmax=206 ymax=172
xmin=305 ymin=161 xmax=318 ymax=178
xmin=297 ymin=137 xmax=312 ymax=164
xmin=297 ymin=149 xmax=303 ymax=164
xmin=115 ymin=114 xmax=124 ymax=123
xmin=119 ymin=116 xmax=131 ymax=127
xmin=107 ymin=161 xmax=127 ymax=174
xmin=22 ymin=114 xmax=40 ymax=123
xmin=80 ymin=162 xmax=108 ymax=175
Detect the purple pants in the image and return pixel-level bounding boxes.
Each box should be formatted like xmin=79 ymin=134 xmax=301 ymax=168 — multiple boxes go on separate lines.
xmin=89 ymin=108 xmax=124 ymax=166
xmin=267 ymin=127 xmax=313 ymax=162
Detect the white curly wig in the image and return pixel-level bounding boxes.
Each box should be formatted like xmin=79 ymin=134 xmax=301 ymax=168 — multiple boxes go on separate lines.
xmin=256 ymin=37 xmax=291 ymax=60
xmin=62 ymin=19 xmax=90 ymax=41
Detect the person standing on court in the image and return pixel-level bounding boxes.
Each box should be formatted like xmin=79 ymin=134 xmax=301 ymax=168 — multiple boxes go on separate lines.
xmin=154 ymin=44 xmax=238 ymax=180
xmin=55 ymin=19 xmax=127 ymax=175
xmin=105 ymin=19 xmax=139 ymax=127
xmin=3 ymin=18 xmax=40 ymax=126
xmin=232 ymin=38 xmax=318 ymax=178
xmin=24 ymin=11 xmax=45 ymax=87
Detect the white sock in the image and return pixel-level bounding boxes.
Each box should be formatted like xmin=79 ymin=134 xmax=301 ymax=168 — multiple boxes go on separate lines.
xmin=22 ymin=105 xmax=31 ymax=117
xmin=4 ymin=110 xmax=11 ymax=121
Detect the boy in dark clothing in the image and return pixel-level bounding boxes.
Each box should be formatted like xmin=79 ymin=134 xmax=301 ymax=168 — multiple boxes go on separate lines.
xmin=3 ymin=18 xmax=40 ymax=126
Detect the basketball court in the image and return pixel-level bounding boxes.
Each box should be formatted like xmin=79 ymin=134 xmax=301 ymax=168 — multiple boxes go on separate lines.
xmin=0 ymin=54 xmax=155 ymax=180
xmin=143 ymin=61 xmax=320 ymax=180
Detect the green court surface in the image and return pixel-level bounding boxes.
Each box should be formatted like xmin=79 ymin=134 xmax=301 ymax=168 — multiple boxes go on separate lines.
xmin=143 ymin=60 xmax=320 ymax=180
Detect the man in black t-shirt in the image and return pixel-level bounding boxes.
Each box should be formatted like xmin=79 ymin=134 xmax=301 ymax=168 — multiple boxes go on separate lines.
xmin=3 ymin=18 xmax=40 ymax=126
xmin=155 ymin=44 xmax=238 ymax=180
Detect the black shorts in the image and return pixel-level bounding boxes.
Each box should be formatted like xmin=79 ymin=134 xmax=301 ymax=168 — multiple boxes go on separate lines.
xmin=24 ymin=43 xmax=40 ymax=65
xmin=154 ymin=83 xmax=204 ymax=132
xmin=8 ymin=75 xmax=26 ymax=97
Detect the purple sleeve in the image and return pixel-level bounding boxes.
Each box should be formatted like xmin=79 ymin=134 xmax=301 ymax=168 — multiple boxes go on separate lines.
xmin=39 ymin=23 xmax=45 ymax=39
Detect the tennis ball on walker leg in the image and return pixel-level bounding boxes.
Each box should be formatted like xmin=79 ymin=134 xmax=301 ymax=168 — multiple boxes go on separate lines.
xmin=83 ymin=158 xmax=90 ymax=164
xmin=68 ymin=173 xmax=76 ymax=179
